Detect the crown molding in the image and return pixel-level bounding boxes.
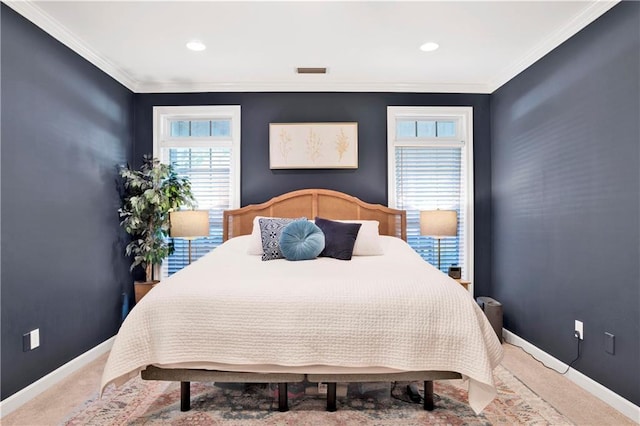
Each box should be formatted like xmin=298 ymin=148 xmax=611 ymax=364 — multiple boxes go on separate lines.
xmin=2 ymin=0 xmax=490 ymax=94
xmin=488 ymin=0 xmax=620 ymax=93
xmin=5 ymin=0 xmax=618 ymax=95
xmin=135 ymin=81 xmax=493 ymax=94
xmin=4 ymin=0 xmax=139 ymax=92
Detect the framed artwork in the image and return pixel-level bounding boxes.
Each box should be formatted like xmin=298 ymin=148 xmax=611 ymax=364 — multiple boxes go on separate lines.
xmin=269 ymin=122 xmax=358 ymax=169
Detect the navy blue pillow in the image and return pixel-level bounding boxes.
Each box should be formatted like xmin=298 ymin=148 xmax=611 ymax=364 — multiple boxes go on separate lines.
xmin=314 ymin=217 xmax=362 ymax=260
xmin=279 ymin=220 xmax=325 ymax=261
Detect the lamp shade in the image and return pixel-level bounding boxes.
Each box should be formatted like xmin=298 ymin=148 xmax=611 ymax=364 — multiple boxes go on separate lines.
xmin=169 ymin=210 xmax=210 ymax=239
xmin=420 ymin=210 xmax=457 ymax=238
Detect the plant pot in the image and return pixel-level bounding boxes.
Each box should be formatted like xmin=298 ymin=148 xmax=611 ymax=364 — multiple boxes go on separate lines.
xmin=134 ymin=280 xmax=160 ymax=303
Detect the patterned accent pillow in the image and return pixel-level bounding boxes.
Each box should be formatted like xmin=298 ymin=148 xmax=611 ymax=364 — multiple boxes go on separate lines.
xmin=259 ymin=217 xmax=306 ymax=261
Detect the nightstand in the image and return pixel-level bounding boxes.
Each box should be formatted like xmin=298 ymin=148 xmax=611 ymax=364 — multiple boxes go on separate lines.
xmin=455 ymin=279 xmax=471 ymax=291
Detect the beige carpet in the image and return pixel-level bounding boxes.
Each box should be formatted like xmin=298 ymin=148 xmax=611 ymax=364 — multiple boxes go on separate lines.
xmin=2 ymin=344 xmax=636 ymax=425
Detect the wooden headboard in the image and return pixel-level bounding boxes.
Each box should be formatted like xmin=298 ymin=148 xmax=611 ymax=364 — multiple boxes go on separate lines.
xmin=223 ymin=189 xmax=406 ymax=242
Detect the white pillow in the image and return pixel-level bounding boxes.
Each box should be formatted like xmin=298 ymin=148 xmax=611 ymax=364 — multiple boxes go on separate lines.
xmin=247 ymin=216 xmax=267 ymax=255
xmin=336 ymin=220 xmax=384 ymax=256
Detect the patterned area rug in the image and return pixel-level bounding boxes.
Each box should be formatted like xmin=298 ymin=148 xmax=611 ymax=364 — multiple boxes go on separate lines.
xmin=63 ymin=366 xmax=572 ymax=425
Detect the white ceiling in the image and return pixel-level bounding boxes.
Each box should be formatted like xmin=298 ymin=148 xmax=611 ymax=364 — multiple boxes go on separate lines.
xmin=7 ymin=1 xmax=619 ymax=93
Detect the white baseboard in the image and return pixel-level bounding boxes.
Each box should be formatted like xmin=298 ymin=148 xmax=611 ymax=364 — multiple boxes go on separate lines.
xmin=0 ymin=336 xmax=115 ymax=418
xmin=503 ymin=329 xmax=640 ymax=423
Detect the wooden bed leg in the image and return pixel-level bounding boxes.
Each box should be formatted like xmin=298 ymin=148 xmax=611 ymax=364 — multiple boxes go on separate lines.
xmin=327 ymin=382 xmax=337 ymax=412
xmin=423 ymin=380 xmax=434 ymax=411
xmin=278 ymin=383 xmax=288 ymax=412
xmin=180 ymin=381 xmax=191 ymax=411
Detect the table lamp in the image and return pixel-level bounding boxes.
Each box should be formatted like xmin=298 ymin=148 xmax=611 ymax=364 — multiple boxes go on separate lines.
xmin=169 ymin=210 xmax=210 ymax=264
xmin=420 ymin=210 xmax=458 ymax=271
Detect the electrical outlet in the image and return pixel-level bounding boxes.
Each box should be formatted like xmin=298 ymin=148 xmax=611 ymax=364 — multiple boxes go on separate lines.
xmin=22 ymin=329 xmax=40 ymax=351
xmin=317 ymin=383 xmax=328 ymax=394
xmin=575 ymin=320 xmax=583 ymax=340
xmin=31 ymin=328 xmax=40 ymax=349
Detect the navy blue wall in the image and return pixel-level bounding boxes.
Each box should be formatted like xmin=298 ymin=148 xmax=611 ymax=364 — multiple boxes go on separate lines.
xmin=134 ymin=92 xmax=493 ymax=293
xmin=491 ymin=1 xmax=639 ymax=404
xmin=1 ymin=5 xmax=134 ymax=399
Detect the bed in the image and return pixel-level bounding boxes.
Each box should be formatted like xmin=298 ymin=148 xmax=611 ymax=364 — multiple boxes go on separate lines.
xmin=101 ymin=188 xmax=503 ymax=414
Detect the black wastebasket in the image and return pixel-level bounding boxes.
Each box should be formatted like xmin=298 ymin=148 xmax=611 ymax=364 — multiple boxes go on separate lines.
xmin=476 ymin=297 xmax=503 ymax=343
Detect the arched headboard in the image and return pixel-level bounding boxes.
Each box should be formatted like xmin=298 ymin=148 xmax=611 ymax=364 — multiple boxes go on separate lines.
xmin=223 ymin=189 xmax=406 ymax=241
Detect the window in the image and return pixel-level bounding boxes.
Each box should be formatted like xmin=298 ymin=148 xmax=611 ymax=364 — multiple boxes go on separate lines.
xmin=387 ymin=107 xmax=473 ymax=281
xmin=153 ymin=105 xmax=241 ymax=277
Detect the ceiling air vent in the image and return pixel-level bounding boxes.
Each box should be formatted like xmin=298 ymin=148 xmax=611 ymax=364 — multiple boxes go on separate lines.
xmin=296 ymin=67 xmax=327 ymax=74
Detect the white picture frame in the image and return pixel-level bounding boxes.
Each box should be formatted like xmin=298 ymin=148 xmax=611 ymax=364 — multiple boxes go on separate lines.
xmin=269 ymin=122 xmax=358 ymax=169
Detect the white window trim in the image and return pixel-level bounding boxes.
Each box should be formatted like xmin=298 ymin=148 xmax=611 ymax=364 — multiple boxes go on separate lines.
xmin=152 ymin=105 xmax=241 ymax=279
xmin=387 ymin=106 xmax=474 ymax=286
xmin=152 ymin=105 xmax=241 ymax=209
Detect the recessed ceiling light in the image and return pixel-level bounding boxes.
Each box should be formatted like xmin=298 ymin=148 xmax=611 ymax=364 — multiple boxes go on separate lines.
xmin=186 ymin=40 xmax=206 ymax=51
xmin=420 ymin=42 xmax=439 ymax=52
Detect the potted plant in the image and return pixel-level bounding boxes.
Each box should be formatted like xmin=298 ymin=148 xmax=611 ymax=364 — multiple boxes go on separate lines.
xmin=118 ymin=155 xmax=195 ymax=302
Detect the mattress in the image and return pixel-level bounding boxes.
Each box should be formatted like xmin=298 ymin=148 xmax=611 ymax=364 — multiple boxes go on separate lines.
xmin=101 ymin=235 xmax=503 ymax=413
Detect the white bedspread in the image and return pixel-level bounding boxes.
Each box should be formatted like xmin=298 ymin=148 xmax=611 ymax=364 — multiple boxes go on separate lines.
xmin=101 ymin=236 xmax=503 ymax=413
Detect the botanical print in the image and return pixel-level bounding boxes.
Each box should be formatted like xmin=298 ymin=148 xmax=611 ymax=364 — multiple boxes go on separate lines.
xmin=269 ymin=123 xmax=357 ymax=169
xmin=306 ymin=128 xmax=322 ymax=163
xmin=335 ymin=128 xmax=350 ymax=161
xmin=278 ymin=128 xmax=292 ymax=163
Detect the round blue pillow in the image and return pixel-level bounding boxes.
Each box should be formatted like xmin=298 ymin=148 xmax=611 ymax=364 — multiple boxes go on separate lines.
xmin=279 ymin=220 xmax=325 ymax=261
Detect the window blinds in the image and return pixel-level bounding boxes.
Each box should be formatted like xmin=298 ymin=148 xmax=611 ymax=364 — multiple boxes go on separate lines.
xmin=394 ymin=146 xmax=466 ymax=273
xmin=163 ymin=147 xmax=232 ymax=276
